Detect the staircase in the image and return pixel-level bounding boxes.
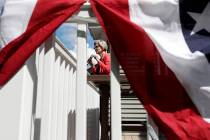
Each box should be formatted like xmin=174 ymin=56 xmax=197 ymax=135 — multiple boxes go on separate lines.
xmin=118 ymin=67 xmax=147 ymax=139
xmin=88 ymin=69 xmax=147 ymax=140
xmin=121 ymin=85 xmax=147 ymax=140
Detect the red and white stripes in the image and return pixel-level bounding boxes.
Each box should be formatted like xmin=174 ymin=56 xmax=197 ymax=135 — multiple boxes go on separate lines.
xmin=0 ymin=0 xmax=85 ymax=85
xmin=90 ymin=0 xmax=210 ymax=139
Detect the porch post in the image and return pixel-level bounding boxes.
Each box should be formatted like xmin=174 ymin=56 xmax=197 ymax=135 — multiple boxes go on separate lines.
xmin=99 ymin=85 xmax=110 ymax=140
xmin=110 ymin=49 xmax=122 ymax=140
xmin=75 ymin=23 xmax=87 ymax=140
xmin=147 ymin=115 xmax=159 ymax=140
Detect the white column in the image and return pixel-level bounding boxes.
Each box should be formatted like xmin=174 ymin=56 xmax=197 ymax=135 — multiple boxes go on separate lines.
xmin=56 ymin=59 xmax=65 ymax=140
xmin=67 ymin=67 xmax=73 ymax=113
xmin=35 ymin=44 xmax=45 ymax=118
xmin=62 ymin=64 xmax=70 ymax=140
xmin=75 ymin=24 xmax=87 ymax=140
xmin=40 ymin=36 xmax=55 ymax=140
xmin=51 ymin=55 xmax=60 ymax=140
xmin=71 ymin=70 xmax=77 ymax=140
xmin=67 ymin=66 xmax=73 ymax=140
xmin=110 ymin=49 xmax=122 ymax=140
xmin=147 ymin=115 xmax=159 ymax=140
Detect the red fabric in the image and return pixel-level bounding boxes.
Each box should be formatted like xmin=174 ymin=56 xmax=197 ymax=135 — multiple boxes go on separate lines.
xmin=90 ymin=0 xmax=210 ymax=139
xmin=91 ymin=52 xmax=110 ymax=75
xmin=0 ymin=0 xmax=85 ymax=86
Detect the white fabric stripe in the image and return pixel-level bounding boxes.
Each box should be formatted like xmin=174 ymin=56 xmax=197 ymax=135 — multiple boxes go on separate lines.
xmin=129 ymin=0 xmax=210 ymax=122
xmin=0 ymin=0 xmax=37 ymax=49
xmin=0 ymin=0 xmax=5 ymax=16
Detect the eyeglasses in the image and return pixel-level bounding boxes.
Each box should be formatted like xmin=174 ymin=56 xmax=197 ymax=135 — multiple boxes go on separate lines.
xmin=94 ymin=47 xmax=100 ymax=51
xmin=94 ymin=43 xmax=100 ymax=49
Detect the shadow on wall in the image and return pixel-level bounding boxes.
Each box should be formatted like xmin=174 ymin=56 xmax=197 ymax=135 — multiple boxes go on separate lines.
xmin=33 ymin=119 xmax=41 ymax=140
xmin=32 ymin=109 xmax=100 ymax=140
xmin=67 ymin=109 xmax=100 ymax=140
xmin=67 ymin=111 xmax=76 ymax=140
xmin=87 ymin=108 xmax=100 ymax=140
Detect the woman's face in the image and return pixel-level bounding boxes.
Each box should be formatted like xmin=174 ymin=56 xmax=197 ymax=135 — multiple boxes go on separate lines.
xmin=94 ymin=46 xmax=103 ymax=54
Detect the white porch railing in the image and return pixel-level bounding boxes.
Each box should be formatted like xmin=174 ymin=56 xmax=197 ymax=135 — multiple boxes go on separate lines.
xmin=0 ymin=36 xmax=100 ymax=140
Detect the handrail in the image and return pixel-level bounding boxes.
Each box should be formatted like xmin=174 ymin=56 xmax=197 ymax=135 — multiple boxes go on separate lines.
xmin=55 ymin=38 xmax=77 ymax=68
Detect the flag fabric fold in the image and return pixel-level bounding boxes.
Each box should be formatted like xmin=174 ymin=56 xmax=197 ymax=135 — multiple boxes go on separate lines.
xmin=0 ymin=0 xmax=85 ymax=86
xmin=90 ymin=0 xmax=210 ymax=139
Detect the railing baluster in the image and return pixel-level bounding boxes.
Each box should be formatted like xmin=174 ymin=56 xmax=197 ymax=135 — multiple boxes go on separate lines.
xmin=56 ymin=59 xmax=65 ymax=140
xmin=51 ymin=55 xmax=60 ymax=140
xmin=62 ymin=64 xmax=70 ymax=140
xmin=40 ymin=36 xmax=55 ymax=140
xmin=35 ymin=44 xmax=45 ymax=118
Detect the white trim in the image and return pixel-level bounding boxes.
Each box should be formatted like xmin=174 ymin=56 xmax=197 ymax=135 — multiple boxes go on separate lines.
xmin=75 ymin=23 xmax=87 ymax=140
xmin=110 ymin=49 xmax=122 ymax=140
xmin=40 ymin=37 xmax=55 ymax=140
xmin=51 ymin=55 xmax=60 ymax=140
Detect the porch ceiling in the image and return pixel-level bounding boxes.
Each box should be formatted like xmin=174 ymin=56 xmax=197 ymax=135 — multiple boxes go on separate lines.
xmin=65 ymin=2 xmax=107 ymax=41
xmin=88 ymin=24 xmax=107 ymax=41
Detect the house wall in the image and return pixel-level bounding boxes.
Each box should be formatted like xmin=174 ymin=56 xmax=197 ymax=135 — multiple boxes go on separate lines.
xmin=0 ymin=37 xmax=100 ymax=140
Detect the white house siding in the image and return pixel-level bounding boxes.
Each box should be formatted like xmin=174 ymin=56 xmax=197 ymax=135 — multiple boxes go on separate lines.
xmin=0 ymin=36 xmax=100 ymax=140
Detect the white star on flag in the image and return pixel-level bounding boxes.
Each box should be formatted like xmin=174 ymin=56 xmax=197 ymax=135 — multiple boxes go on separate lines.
xmin=188 ymin=2 xmax=210 ymax=35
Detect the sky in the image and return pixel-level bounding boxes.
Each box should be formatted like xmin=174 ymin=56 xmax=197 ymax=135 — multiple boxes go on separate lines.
xmin=56 ymin=23 xmax=95 ymax=59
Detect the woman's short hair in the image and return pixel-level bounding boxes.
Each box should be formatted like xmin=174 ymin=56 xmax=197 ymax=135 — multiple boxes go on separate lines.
xmin=94 ymin=40 xmax=108 ymax=51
